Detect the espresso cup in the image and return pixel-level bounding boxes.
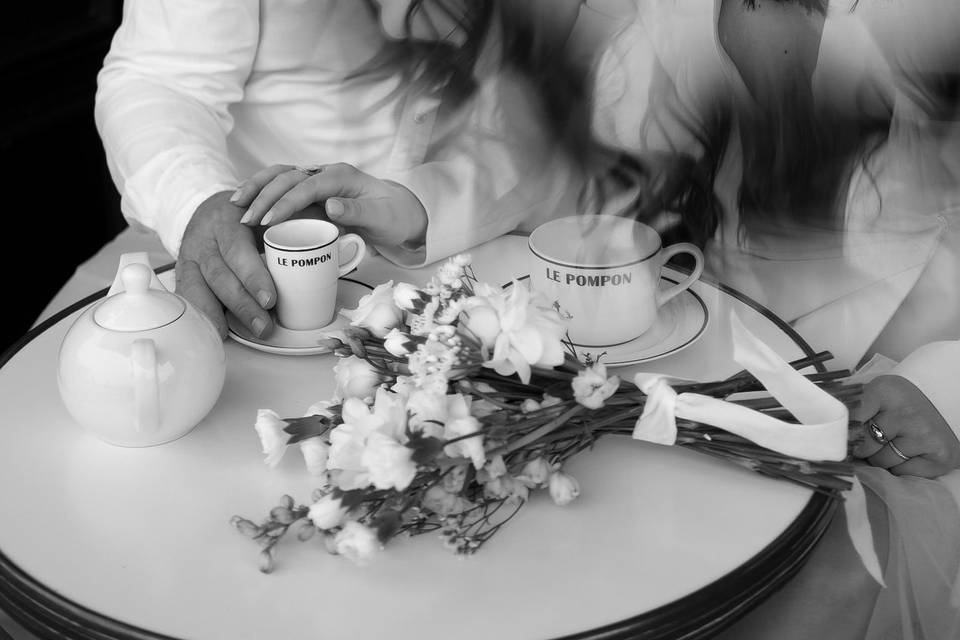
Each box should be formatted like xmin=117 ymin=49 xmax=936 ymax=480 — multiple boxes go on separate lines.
xmin=528 ymin=215 xmax=703 ymax=347
xmin=263 ymin=219 xmax=366 ymax=330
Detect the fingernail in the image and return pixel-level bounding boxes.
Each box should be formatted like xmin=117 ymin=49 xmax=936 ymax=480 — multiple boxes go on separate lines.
xmin=239 ymin=210 xmax=253 ymax=224
xmin=326 ymin=199 xmax=344 ymax=218
xmin=261 ymin=209 xmax=275 ymax=225
xmin=229 ymin=189 xmax=242 ymax=203
xmin=256 ymin=290 xmax=272 ymax=309
xmin=252 ymin=317 xmax=268 ymax=337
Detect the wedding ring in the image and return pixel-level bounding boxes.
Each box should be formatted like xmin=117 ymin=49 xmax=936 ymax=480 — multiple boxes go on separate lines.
xmin=887 ymin=440 xmax=910 ymax=462
xmin=293 ymin=165 xmax=323 ymax=176
xmin=867 ymin=419 xmax=888 ymax=445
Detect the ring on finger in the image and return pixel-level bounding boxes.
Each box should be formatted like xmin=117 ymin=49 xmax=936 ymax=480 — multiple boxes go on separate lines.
xmin=887 ymin=440 xmax=910 ymax=463
xmin=867 ymin=419 xmax=888 ymax=445
xmin=293 ymin=165 xmax=323 ymax=176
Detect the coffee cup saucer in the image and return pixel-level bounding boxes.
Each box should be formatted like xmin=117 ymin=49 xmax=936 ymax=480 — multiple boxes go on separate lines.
xmin=507 ymin=275 xmax=709 ymax=368
xmin=227 ymin=278 xmax=373 ymax=356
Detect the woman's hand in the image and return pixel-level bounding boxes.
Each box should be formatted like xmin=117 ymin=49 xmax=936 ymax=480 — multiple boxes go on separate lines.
xmin=232 ymin=163 xmax=428 ymax=248
xmin=852 ymin=374 xmax=960 ymax=478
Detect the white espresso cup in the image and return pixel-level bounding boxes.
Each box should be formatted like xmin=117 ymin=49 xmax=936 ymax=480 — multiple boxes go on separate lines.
xmin=263 ymin=219 xmax=366 ymax=330
xmin=528 ymin=215 xmax=704 ymax=347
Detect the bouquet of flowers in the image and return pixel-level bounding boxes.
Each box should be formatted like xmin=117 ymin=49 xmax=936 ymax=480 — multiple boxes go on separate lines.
xmin=233 ymin=255 xmax=860 ymax=572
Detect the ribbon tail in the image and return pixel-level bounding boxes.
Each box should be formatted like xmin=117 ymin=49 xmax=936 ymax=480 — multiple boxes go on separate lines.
xmin=843 ymin=474 xmax=885 ymax=587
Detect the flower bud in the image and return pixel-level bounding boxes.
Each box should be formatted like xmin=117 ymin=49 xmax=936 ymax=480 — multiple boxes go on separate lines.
xmin=519 ymin=457 xmax=552 ymax=488
xmin=548 ymin=471 xmax=580 ymax=506
xmin=258 ymin=548 xmax=276 ymax=574
xmin=383 ymin=327 xmax=413 ymax=357
xmin=270 ymin=507 xmax=295 ymax=525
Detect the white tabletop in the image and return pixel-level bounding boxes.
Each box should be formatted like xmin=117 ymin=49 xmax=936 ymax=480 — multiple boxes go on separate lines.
xmin=1 ymin=227 xmax=828 ymax=640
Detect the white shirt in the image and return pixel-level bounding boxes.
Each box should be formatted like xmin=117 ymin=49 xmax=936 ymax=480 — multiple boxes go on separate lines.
xmin=96 ymin=0 xmax=576 ymax=266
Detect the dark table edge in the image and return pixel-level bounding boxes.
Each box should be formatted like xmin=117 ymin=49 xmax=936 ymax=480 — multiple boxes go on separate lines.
xmin=0 ymin=263 xmax=838 ymax=640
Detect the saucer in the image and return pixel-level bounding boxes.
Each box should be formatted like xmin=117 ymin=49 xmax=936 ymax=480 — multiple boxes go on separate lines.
xmin=227 ymin=278 xmax=373 ymax=356
xmin=507 ymin=275 xmax=709 ymax=368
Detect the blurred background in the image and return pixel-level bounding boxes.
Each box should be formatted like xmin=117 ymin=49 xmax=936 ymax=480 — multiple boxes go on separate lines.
xmin=0 ymin=1 xmax=126 ymax=355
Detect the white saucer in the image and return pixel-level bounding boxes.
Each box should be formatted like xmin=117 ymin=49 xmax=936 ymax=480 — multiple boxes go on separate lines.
xmin=508 ymin=275 xmax=709 ymax=368
xmin=227 ymin=278 xmax=373 ymax=356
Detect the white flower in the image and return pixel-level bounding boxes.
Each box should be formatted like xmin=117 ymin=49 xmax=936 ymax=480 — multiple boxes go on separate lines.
xmin=460 ymin=282 xmax=566 ymax=384
xmin=360 ymin=431 xmax=417 ymax=491
xmin=443 ymin=417 xmax=483 ymax=469
xmin=254 ymin=409 xmax=288 ymax=467
xmin=541 ymin=394 xmax=563 ymax=408
xmin=392 ymin=282 xmax=423 ymax=311
xmin=483 ymin=475 xmax=529 ymax=503
xmin=341 ymin=281 xmax=404 ymax=338
xmin=479 ymin=455 xmax=507 ymax=481
xmin=327 ymin=398 xmax=382 ymax=489
xmin=383 ymin=328 xmax=413 ymax=357
xmin=333 ymin=355 xmax=384 ymax=401
xmin=548 ymin=471 xmax=580 ymax=506
xmin=370 ymin=387 xmax=408 ymax=441
xmin=518 ymin=457 xmax=552 ymax=488
xmin=572 ymin=364 xmax=620 ymax=409
xmin=299 ymin=438 xmax=330 ymax=476
xmin=333 ymin=521 xmax=381 ymax=565
xmin=520 ymin=398 xmax=541 ymax=413
xmin=441 ymin=464 xmax=469 ymax=493
xmin=422 ymin=485 xmax=469 ymax=516
xmin=405 ymin=389 xmax=447 ymax=437
xmin=308 ymin=494 xmax=348 ymax=530
xmin=303 ymin=400 xmax=335 ymax=418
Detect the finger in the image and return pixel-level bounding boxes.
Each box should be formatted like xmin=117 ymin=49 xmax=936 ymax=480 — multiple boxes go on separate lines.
xmin=199 ymin=252 xmax=273 ymax=338
xmin=219 ymin=229 xmax=276 ymax=310
xmin=175 ymin=259 xmax=227 ymax=339
xmin=260 ymin=163 xmax=367 ymax=225
xmin=866 ymin=438 xmax=915 ymax=470
xmin=232 ymin=164 xmax=297 ymax=209
xmin=241 ymin=169 xmax=313 ymax=226
xmin=853 ymin=411 xmax=901 ymax=459
xmin=888 ymin=455 xmax=951 ymax=479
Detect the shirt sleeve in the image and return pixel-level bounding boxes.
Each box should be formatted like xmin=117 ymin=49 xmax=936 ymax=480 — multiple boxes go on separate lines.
xmin=94 ymin=0 xmax=259 ymax=258
xmin=892 ymin=341 xmax=960 ymax=439
xmin=378 ymin=69 xmax=580 ymax=268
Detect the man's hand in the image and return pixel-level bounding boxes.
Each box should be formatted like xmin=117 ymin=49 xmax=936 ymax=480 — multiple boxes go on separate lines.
xmin=232 ymin=163 xmax=427 ymax=247
xmin=175 ymin=191 xmax=276 ymax=339
xmin=852 ymin=374 xmax=960 ymax=478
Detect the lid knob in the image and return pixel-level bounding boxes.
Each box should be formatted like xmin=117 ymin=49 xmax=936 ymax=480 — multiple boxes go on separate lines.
xmin=93 ymin=264 xmax=185 ymax=331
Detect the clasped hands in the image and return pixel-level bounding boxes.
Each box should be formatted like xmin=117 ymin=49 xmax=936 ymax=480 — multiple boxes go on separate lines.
xmin=175 ymin=163 xmax=427 ymax=340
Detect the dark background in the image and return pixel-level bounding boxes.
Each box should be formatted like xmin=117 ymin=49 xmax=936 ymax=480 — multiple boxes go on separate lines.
xmin=1 ymin=1 xmax=126 ymax=355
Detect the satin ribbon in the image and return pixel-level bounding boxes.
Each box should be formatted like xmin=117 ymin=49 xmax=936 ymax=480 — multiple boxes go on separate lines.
xmin=632 ymin=313 xmax=884 ymax=586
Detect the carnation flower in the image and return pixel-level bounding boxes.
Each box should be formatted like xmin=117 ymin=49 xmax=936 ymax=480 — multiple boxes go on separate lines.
xmin=548 ymin=471 xmax=580 ymax=506
xmin=341 ymin=281 xmax=404 ymax=338
xmin=254 ymin=409 xmax=288 ymax=468
xmin=442 ymin=394 xmax=485 ymax=469
xmin=333 ymin=355 xmax=384 ymax=401
xmin=572 ymin=364 xmax=620 ymax=409
xmin=299 ymin=438 xmax=330 ymax=476
xmin=360 ymin=431 xmax=417 ymax=491
xmin=333 ymin=521 xmax=381 ymax=565
xmin=460 ymin=282 xmax=566 ymax=384
xmin=308 ymin=494 xmax=348 ymax=530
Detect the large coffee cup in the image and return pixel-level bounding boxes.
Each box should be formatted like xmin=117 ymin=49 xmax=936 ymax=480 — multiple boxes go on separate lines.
xmin=528 ymin=215 xmax=703 ymax=347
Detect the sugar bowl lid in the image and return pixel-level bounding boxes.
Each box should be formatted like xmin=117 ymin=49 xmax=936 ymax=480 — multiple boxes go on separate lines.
xmin=94 ymin=263 xmax=184 ymax=331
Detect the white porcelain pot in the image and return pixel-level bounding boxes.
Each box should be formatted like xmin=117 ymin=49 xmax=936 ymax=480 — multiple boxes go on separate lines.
xmin=57 ymin=253 xmax=226 ymax=447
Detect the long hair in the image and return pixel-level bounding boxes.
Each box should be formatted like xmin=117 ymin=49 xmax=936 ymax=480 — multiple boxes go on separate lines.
xmin=352 ymin=1 xmax=495 ymax=113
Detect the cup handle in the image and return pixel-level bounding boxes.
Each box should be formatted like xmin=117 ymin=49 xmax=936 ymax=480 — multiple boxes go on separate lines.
xmin=337 ymin=233 xmax=366 ymax=277
xmin=655 ymin=242 xmax=704 ymax=308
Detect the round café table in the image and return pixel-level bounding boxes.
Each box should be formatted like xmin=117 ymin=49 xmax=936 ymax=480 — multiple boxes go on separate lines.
xmin=0 ymin=233 xmax=836 ymax=640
